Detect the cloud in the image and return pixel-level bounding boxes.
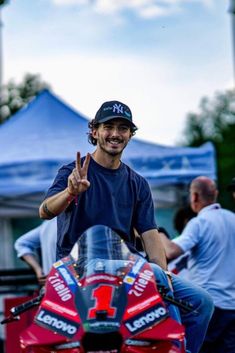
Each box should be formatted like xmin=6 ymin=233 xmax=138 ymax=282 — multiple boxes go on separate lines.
xmin=53 ymin=0 xmax=87 ymax=4
xmin=51 ymin=0 xmax=215 ymax=18
xmin=6 ymin=49 xmax=227 ymax=146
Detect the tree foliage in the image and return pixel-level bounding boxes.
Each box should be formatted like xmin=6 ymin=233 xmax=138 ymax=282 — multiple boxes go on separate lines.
xmin=0 ymin=73 xmax=50 ymax=124
xmin=0 ymin=0 xmax=9 ymax=6
xmin=182 ymin=89 xmax=235 ymax=210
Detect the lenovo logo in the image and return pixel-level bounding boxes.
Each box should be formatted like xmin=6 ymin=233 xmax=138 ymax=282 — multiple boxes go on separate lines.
xmin=125 ymin=305 xmax=168 ymax=334
xmin=36 ymin=309 xmax=78 ymax=338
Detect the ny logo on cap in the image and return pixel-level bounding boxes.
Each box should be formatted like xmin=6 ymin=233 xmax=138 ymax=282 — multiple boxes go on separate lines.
xmin=112 ymin=103 xmax=123 ymax=114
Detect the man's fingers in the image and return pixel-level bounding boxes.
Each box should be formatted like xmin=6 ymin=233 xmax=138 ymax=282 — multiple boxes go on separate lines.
xmin=76 ymin=152 xmax=81 ymax=173
xmin=82 ymin=153 xmax=91 ymax=176
xmin=80 ymin=180 xmax=90 ymax=189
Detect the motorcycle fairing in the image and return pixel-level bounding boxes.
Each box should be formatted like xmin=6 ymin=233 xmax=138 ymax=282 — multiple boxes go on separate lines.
xmin=74 ymin=274 xmax=127 ymax=334
xmin=18 ymin=225 xmax=186 ymax=352
xmin=123 ymin=303 xmax=168 ymax=335
xmin=35 ymin=307 xmax=80 ymax=339
xmin=20 ymin=259 xmax=85 ymax=347
xmin=45 ymin=266 xmax=78 ymax=307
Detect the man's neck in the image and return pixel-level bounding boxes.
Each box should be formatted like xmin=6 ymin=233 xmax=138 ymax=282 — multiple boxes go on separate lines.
xmin=92 ymin=150 xmax=121 ymax=169
xmin=198 ymin=201 xmax=217 ymax=213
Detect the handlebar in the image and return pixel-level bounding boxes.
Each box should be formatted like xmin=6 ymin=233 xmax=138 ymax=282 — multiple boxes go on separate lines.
xmin=157 ymin=283 xmax=198 ymax=315
xmin=1 ymin=288 xmax=45 ymax=325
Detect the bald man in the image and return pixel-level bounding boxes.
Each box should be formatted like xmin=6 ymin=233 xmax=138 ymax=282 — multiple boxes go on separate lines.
xmin=160 ymin=176 xmax=235 ymax=353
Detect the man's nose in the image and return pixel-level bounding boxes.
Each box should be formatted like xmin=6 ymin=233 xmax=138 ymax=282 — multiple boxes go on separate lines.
xmin=110 ymin=127 xmax=120 ymax=136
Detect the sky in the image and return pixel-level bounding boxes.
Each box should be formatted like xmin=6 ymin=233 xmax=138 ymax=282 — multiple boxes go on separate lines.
xmin=1 ymin=0 xmax=234 ymax=146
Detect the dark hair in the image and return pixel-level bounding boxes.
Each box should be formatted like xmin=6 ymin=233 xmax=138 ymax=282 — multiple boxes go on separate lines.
xmin=88 ymin=119 xmax=137 ymax=146
xmin=173 ymin=206 xmax=196 ymax=234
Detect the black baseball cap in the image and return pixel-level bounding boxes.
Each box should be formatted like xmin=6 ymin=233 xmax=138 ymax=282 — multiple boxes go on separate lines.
xmin=227 ymin=177 xmax=235 ymax=191
xmin=94 ymin=100 xmax=137 ymax=129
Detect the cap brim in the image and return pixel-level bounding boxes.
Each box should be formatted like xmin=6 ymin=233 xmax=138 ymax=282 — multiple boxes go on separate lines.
xmin=97 ymin=116 xmax=137 ymax=128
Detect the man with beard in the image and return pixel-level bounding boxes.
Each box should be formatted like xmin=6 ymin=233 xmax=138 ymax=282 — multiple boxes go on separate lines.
xmin=39 ymin=100 xmax=213 ymax=353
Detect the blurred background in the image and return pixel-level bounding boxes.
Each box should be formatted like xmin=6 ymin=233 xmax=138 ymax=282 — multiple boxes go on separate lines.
xmin=0 ymin=0 xmax=234 ymax=270
xmin=0 ymin=1 xmax=235 ymax=350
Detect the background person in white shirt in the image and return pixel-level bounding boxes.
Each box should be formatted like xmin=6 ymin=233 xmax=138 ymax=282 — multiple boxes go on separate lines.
xmin=160 ymin=176 xmax=235 ymax=353
xmin=14 ymin=218 xmax=57 ymax=286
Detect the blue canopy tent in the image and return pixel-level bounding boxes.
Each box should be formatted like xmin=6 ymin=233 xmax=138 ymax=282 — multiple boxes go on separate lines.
xmin=0 ymin=89 xmax=217 ymax=217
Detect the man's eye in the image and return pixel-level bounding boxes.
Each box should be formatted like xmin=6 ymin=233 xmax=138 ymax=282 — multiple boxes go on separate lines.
xmin=119 ymin=126 xmax=129 ymax=131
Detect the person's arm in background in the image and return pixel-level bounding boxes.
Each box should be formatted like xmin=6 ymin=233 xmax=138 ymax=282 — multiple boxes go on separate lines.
xmin=14 ymin=225 xmax=46 ymax=286
xmin=20 ymin=254 xmax=46 ymax=286
xmin=158 ymin=230 xmax=184 ymax=261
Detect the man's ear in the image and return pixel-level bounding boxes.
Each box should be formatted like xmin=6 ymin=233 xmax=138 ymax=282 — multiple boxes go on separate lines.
xmin=92 ymin=128 xmax=98 ymax=139
xmin=193 ymin=191 xmax=200 ymax=203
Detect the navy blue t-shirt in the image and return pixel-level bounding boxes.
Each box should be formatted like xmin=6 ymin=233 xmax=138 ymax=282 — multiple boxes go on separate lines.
xmin=46 ymin=157 xmax=157 ymax=259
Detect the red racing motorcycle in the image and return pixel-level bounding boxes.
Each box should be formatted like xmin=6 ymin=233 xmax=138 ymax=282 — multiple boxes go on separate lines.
xmin=2 ymin=225 xmax=192 ymax=353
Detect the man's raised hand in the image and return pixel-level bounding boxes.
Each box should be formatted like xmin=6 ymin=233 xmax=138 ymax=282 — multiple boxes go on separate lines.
xmin=67 ymin=152 xmax=91 ymax=196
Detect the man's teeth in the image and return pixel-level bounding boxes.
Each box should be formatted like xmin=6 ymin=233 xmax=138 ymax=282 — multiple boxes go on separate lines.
xmin=109 ymin=141 xmax=120 ymax=145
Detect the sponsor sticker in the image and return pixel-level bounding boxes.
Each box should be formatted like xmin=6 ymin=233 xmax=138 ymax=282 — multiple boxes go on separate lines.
xmin=83 ymin=321 xmax=120 ymax=332
xmin=87 ymin=321 xmax=120 ymax=330
xmin=35 ymin=308 xmax=79 ymax=338
xmin=128 ymin=269 xmax=153 ymax=297
xmin=43 ymin=299 xmax=78 ymax=318
xmin=58 ymin=266 xmax=76 ymax=287
xmin=123 ymin=276 xmax=135 ymax=285
xmin=123 ymin=259 xmax=147 ymax=293
xmin=127 ymin=294 xmax=161 ymax=316
xmin=48 ymin=271 xmax=73 ymax=301
xmin=53 ymin=260 xmax=63 ymax=268
xmin=85 ymin=274 xmax=117 ymax=284
xmin=124 ymin=304 xmax=168 ymax=334
xmin=131 ymin=258 xmax=146 ymax=275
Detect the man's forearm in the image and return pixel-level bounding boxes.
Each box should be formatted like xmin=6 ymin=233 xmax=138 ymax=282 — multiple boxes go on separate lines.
xmin=22 ymin=254 xmax=42 ymax=275
xmin=141 ymin=229 xmax=168 ymax=270
xmin=39 ymin=188 xmax=76 ymax=219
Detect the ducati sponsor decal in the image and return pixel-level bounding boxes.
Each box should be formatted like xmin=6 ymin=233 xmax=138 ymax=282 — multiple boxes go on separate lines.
xmin=43 ymin=299 xmax=78 ymax=318
xmin=86 ymin=321 xmax=120 ymax=330
xmin=123 ymin=275 xmax=135 ymax=285
xmin=124 ymin=304 xmax=168 ymax=334
xmin=131 ymin=258 xmax=146 ymax=275
xmin=127 ymin=294 xmax=161 ymax=315
xmin=58 ymin=265 xmax=76 ymax=287
xmin=53 ymin=260 xmax=63 ymax=268
xmin=123 ymin=259 xmax=147 ymax=293
xmin=128 ymin=269 xmax=153 ymax=297
xmin=48 ymin=271 xmax=73 ymax=301
xmin=85 ymin=274 xmax=117 ymax=284
xmin=35 ymin=308 xmax=79 ymax=338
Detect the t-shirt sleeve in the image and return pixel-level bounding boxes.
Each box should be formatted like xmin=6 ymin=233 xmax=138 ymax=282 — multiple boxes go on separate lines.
xmin=14 ymin=225 xmax=42 ymax=258
xmin=172 ymin=218 xmax=200 ymax=252
xmin=45 ymin=163 xmax=74 ymax=198
xmin=133 ymin=178 xmax=158 ymax=234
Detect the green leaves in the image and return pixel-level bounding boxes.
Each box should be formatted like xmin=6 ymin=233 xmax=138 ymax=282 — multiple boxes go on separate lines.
xmin=0 ymin=73 xmax=50 ymax=123
xmin=182 ymin=89 xmax=235 ymax=211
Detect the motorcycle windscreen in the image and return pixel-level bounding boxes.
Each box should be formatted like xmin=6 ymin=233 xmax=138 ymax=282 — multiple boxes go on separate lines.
xmin=69 ymin=225 xmax=142 ymax=334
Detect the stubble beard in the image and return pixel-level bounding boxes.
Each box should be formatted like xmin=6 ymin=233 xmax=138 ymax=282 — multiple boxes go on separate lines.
xmin=98 ymin=138 xmax=128 ymax=157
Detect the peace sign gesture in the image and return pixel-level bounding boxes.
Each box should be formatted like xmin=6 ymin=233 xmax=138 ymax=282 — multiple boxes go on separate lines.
xmin=67 ymin=152 xmax=91 ymax=196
